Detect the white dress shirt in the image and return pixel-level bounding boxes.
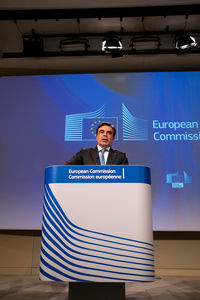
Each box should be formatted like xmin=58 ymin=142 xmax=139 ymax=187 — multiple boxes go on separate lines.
xmin=97 ymin=145 xmax=110 ymax=165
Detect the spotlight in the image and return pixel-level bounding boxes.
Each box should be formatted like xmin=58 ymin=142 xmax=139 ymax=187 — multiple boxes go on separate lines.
xmin=23 ymin=36 xmax=43 ymax=57
xmin=130 ymin=36 xmax=161 ymax=51
xmin=102 ymin=36 xmax=123 ymax=56
xmin=59 ymin=38 xmax=90 ymax=52
xmin=175 ymin=34 xmax=197 ymax=51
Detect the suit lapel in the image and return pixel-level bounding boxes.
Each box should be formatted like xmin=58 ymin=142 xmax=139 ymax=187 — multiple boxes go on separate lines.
xmin=90 ymin=147 xmax=100 ymax=165
xmin=106 ymin=148 xmax=115 ymax=165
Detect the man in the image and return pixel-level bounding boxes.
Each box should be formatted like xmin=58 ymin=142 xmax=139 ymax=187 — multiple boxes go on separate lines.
xmin=64 ymin=122 xmax=128 ymax=165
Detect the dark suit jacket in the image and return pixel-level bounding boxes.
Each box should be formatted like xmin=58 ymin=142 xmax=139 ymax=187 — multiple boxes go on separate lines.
xmin=64 ymin=146 xmax=128 ymax=165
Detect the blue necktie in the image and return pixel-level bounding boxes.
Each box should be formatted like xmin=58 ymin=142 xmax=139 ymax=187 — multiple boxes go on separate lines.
xmin=100 ymin=148 xmax=107 ymax=165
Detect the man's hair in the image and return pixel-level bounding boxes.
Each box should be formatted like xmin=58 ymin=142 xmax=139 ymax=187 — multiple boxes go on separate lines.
xmin=96 ymin=122 xmax=116 ymax=137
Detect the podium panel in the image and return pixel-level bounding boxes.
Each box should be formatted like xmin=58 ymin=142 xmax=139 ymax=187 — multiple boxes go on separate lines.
xmin=40 ymin=165 xmax=154 ymax=282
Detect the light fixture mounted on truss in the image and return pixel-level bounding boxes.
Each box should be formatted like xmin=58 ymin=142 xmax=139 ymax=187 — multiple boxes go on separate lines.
xmin=59 ymin=37 xmax=90 ymax=52
xmin=23 ymin=30 xmax=44 ymax=57
xmin=130 ymin=35 xmax=161 ymax=51
xmin=175 ymin=34 xmax=197 ymax=52
xmin=102 ymin=36 xmax=123 ymax=57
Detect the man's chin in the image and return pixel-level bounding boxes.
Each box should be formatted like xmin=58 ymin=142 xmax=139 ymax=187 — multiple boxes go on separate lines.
xmin=100 ymin=143 xmax=109 ymax=148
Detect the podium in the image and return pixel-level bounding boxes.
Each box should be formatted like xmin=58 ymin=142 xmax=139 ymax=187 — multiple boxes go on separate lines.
xmin=40 ymin=165 xmax=154 ymax=298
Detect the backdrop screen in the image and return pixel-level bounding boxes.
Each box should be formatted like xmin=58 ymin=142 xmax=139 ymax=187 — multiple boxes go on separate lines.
xmin=0 ymin=72 xmax=200 ymax=230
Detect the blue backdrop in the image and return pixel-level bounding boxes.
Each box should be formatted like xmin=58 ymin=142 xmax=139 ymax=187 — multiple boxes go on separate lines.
xmin=0 ymin=72 xmax=200 ymax=230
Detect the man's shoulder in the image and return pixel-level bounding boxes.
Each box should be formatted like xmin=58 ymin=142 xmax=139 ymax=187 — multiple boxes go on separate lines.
xmin=79 ymin=147 xmax=97 ymax=153
xmin=110 ymin=147 xmax=126 ymax=155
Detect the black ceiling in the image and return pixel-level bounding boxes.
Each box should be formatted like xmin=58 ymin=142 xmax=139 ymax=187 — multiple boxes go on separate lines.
xmin=1 ymin=4 xmax=200 ymax=20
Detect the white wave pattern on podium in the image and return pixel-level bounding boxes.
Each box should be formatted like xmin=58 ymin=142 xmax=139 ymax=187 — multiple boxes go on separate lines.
xmin=122 ymin=104 xmax=148 ymax=141
xmin=65 ymin=105 xmax=105 ymax=141
xmin=40 ymin=184 xmax=155 ymax=282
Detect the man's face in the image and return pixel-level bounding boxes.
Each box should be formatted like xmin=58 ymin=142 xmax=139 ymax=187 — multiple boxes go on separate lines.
xmin=96 ymin=125 xmax=115 ymax=148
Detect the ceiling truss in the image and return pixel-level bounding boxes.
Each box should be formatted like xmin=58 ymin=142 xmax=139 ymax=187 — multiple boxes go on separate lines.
xmin=1 ymin=4 xmax=200 ymax=58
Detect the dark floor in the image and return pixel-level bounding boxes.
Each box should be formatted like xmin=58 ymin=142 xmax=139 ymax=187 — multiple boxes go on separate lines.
xmin=0 ymin=275 xmax=200 ymax=300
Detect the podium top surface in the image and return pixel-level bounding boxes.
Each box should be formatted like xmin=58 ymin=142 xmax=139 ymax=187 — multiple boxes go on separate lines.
xmin=45 ymin=165 xmax=151 ymax=185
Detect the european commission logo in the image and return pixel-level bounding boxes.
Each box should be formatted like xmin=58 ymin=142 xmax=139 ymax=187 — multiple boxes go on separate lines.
xmin=166 ymin=171 xmax=192 ymax=188
xmin=64 ymin=104 xmax=148 ymax=141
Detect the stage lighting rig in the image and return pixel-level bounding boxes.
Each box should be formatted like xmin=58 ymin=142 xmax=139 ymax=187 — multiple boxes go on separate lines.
xmin=175 ymin=34 xmax=197 ymax=52
xmin=23 ymin=34 xmax=43 ymax=57
xmin=59 ymin=37 xmax=90 ymax=52
xmin=130 ymin=36 xmax=161 ymax=51
xmin=102 ymin=36 xmax=123 ymax=57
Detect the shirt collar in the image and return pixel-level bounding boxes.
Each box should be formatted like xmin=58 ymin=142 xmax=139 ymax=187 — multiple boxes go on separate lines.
xmin=97 ymin=145 xmax=110 ymax=152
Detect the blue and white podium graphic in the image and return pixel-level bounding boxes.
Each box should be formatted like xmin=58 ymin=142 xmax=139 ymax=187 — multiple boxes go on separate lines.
xmin=40 ymin=165 xmax=154 ymax=282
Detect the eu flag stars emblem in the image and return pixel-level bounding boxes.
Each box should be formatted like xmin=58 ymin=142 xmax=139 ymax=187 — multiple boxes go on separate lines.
xmin=82 ymin=118 xmax=118 ymax=141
